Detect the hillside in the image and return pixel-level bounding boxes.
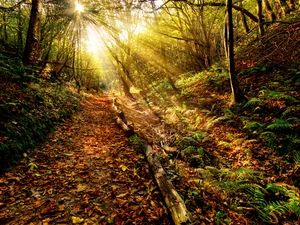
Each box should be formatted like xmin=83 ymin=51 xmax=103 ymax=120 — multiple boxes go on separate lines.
xmin=114 ymin=20 xmax=300 ymax=224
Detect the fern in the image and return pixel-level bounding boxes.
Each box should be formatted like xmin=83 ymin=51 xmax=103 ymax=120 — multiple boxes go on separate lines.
xmin=295 ymin=151 xmax=300 ymax=166
xmin=266 ymin=119 xmax=291 ymax=131
xmin=192 ymin=131 xmax=207 ymax=141
xmin=244 ymin=121 xmax=265 ymax=132
xmin=243 ymin=98 xmax=263 ymax=108
xmin=259 ymin=88 xmax=298 ymax=103
xmin=206 ymin=116 xmax=234 ymax=129
xmin=260 ymin=131 xmax=277 ymax=149
xmin=281 ymin=106 xmax=300 ymax=118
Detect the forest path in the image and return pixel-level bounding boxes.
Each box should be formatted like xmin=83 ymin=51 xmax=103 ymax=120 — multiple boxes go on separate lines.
xmin=0 ymin=95 xmax=171 ymax=225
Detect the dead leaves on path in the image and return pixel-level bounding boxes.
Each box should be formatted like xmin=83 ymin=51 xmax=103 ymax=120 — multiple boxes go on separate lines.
xmin=0 ymin=96 xmax=171 ymax=225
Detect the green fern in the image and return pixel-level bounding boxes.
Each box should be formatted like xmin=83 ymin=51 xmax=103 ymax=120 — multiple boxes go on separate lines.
xmin=192 ymin=131 xmax=207 ymax=141
xmin=281 ymin=106 xmax=300 ymax=118
xmin=243 ymin=98 xmax=263 ymax=108
xmin=244 ymin=121 xmax=265 ymax=132
xmin=266 ymin=119 xmax=291 ymax=131
xmin=260 ymin=89 xmax=298 ymax=102
xmin=260 ymin=131 xmax=277 ymax=149
xmin=206 ymin=116 xmax=234 ymax=129
xmin=295 ymin=151 xmax=300 ymax=166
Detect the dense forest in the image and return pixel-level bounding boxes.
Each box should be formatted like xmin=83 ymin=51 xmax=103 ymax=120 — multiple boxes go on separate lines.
xmin=0 ymin=0 xmax=300 ymax=224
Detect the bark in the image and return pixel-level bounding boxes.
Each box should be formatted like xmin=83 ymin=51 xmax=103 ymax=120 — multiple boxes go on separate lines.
xmin=226 ymin=0 xmax=247 ymax=104
xmin=278 ymin=0 xmax=291 ymax=15
xmin=17 ymin=5 xmax=23 ymax=46
xmin=263 ymin=0 xmax=276 ymax=22
xmin=23 ymin=0 xmax=42 ymax=66
xmin=143 ymin=144 xmax=192 ymax=225
xmin=239 ymin=0 xmax=250 ymax=33
xmin=120 ymin=75 xmax=133 ymax=98
xmin=257 ymin=0 xmax=265 ymax=37
xmin=224 ymin=18 xmax=228 ymax=58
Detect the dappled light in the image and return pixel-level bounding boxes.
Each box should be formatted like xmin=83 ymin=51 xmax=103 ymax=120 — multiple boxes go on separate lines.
xmin=1 ymin=0 xmax=300 ymax=224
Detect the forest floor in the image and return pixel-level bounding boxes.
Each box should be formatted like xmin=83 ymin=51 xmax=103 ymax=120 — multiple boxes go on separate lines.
xmin=0 ymin=95 xmax=172 ymax=225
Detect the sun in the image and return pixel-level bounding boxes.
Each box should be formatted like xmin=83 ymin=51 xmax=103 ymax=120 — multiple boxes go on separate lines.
xmin=75 ymin=2 xmax=84 ymax=13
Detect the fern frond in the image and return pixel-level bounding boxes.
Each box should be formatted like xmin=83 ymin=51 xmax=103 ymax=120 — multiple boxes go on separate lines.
xmin=223 ymin=108 xmax=235 ymax=116
xmin=266 ymin=119 xmax=291 ymax=131
xmin=244 ymin=121 xmax=265 ymax=132
xmin=243 ymin=98 xmax=263 ymax=108
xmin=192 ymin=131 xmax=207 ymax=141
xmin=266 ymin=183 xmax=300 ymax=199
xmin=260 ymin=131 xmax=277 ymax=149
xmin=206 ymin=116 xmax=233 ymax=129
xmin=282 ymin=106 xmax=300 ymax=118
xmin=295 ymin=151 xmax=300 ymax=166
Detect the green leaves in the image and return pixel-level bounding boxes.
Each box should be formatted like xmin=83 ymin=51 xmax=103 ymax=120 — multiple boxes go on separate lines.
xmin=28 ymin=162 xmax=38 ymax=171
xmin=266 ymin=119 xmax=291 ymax=131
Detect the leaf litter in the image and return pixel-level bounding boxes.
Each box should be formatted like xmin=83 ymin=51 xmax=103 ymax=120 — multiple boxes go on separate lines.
xmin=0 ymin=95 xmax=171 ymax=225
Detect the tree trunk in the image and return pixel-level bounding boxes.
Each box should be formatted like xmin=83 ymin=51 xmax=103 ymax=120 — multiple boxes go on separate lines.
xmin=277 ymin=0 xmax=291 ymax=15
xmin=17 ymin=5 xmax=23 ymax=47
xmin=224 ymin=18 xmax=228 ymax=58
xmin=161 ymin=42 xmax=178 ymax=91
xmin=226 ymin=0 xmax=247 ymax=104
xmin=257 ymin=0 xmax=265 ymax=37
xmin=239 ymin=0 xmax=250 ymax=33
xmin=263 ymin=0 xmax=276 ymax=22
xmin=23 ymin=0 xmax=42 ymax=66
xmin=120 ymin=75 xmax=133 ymax=98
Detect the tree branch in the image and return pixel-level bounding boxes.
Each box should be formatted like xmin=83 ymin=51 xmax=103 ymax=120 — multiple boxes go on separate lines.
xmin=0 ymin=0 xmax=27 ymax=12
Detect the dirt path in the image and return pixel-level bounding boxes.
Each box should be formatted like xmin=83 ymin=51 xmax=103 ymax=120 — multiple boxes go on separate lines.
xmin=0 ymin=95 xmax=172 ymax=225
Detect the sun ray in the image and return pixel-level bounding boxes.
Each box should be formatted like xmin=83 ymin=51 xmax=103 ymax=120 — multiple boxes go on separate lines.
xmin=75 ymin=2 xmax=84 ymax=13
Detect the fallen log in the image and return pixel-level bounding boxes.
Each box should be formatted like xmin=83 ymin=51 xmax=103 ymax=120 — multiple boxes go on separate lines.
xmin=112 ymin=97 xmax=192 ymax=225
xmin=143 ymin=144 xmax=192 ymax=225
xmin=116 ymin=116 xmax=134 ymax=136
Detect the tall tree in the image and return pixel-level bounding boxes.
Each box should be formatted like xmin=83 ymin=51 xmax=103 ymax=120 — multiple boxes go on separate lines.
xmin=23 ymin=0 xmax=43 ymax=66
xmin=226 ymin=0 xmax=247 ymax=104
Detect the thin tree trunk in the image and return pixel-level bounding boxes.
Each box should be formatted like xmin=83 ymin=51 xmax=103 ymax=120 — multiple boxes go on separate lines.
xmin=23 ymin=0 xmax=42 ymax=66
xmin=277 ymin=0 xmax=291 ymax=15
xmin=161 ymin=43 xmax=178 ymax=91
xmin=120 ymin=75 xmax=133 ymax=98
xmin=17 ymin=5 xmax=23 ymax=46
xmin=239 ymin=0 xmax=250 ymax=33
xmin=263 ymin=0 xmax=276 ymax=22
xmin=224 ymin=18 xmax=228 ymax=58
xmin=226 ymin=0 xmax=247 ymax=104
xmin=257 ymin=0 xmax=265 ymax=37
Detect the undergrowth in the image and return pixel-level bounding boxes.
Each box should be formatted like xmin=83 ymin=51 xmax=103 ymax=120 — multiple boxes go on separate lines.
xmin=142 ymin=58 xmax=300 ymax=224
xmin=0 ymin=54 xmax=81 ymax=171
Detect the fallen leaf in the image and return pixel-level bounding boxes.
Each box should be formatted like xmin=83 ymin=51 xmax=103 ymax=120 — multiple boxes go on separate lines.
xmin=105 ymin=157 xmax=113 ymax=163
xmin=116 ymin=193 xmax=128 ymax=198
xmin=77 ymin=183 xmax=87 ymax=192
xmin=120 ymin=164 xmax=127 ymax=171
xmin=72 ymin=216 xmax=84 ymax=224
